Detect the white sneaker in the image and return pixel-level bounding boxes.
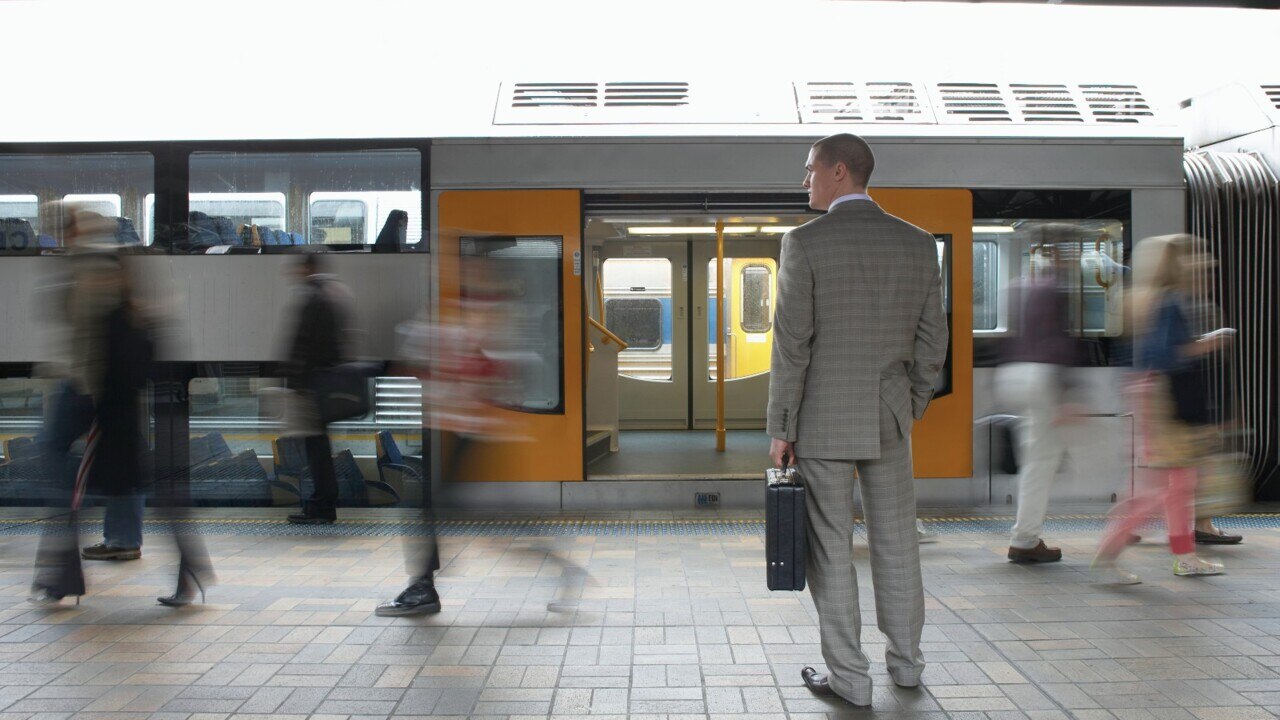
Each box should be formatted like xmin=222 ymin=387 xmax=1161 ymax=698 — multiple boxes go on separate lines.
xmin=916 ymin=520 xmax=938 ymax=544
xmin=1173 ymin=556 xmax=1225 ymax=577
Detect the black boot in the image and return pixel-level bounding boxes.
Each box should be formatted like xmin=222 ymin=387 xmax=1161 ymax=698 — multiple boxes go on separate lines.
xmin=288 ymin=500 xmax=336 ymax=525
xmin=375 ymin=578 xmax=441 ymax=616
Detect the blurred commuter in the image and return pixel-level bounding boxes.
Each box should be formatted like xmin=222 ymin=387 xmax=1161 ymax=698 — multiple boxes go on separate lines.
xmin=79 ymin=258 xmax=154 ymax=563
xmin=283 ymin=252 xmax=356 ymax=524
xmin=1187 ymin=296 xmax=1247 ymax=545
xmin=1093 ymin=235 xmax=1229 ymax=583
xmin=769 ymin=134 xmax=947 ymax=706
xmin=30 ymin=210 xmax=140 ymax=603
xmin=997 ymin=229 xmax=1087 ymax=564
xmin=377 ymin=255 xmax=513 ymax=616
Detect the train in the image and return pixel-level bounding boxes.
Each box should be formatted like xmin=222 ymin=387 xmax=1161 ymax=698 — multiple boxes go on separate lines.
xmin=1 ymin=24 xmax=1276 ymax=509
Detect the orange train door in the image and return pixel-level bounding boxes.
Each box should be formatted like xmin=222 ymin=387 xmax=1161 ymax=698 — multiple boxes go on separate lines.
xmin=436 ymin=190 xmax=584 ymax=482
xmin=876 ymin=189 xmax=973 ymax=478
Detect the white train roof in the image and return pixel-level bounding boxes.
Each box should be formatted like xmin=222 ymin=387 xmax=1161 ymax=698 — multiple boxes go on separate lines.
xmin=3 ymin=0 xmax=1277 ymax=144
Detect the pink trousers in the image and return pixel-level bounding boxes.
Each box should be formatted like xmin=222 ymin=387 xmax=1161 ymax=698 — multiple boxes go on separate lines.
xmin=1099 ymin=374 xmax=1197 ymax=558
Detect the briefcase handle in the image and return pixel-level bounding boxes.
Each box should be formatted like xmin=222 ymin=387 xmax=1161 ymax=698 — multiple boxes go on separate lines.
xmin=767 ymin=466 xmax=800 ymax=487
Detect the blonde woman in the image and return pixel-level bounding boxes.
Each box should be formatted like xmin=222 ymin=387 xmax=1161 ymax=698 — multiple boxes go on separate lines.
xmin=1093 ymin=235 xmax=1228 ymax=583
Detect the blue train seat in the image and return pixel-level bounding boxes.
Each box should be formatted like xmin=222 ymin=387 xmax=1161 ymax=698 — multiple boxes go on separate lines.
xmin=375 ymin=430 xmax=424 ymax=507
xmin=0 ymin=436 xmax=52 ymax=506
xmin=189 ymin=433 xmax=232 ymax=467
xmin=0 ymin=218 xmax=37 ymax=251
xmin=112 ymin=217 xmax=141 ymax=245
xmin=190 ymin=450 xmax=273 ymax=506
xmin=272 ymin=437 xmax=396 ymax=507
xmin=289 ymin=231 xmax=306 ymax=245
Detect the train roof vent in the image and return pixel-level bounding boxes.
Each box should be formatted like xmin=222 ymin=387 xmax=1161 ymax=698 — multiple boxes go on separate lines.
xmin=1263 ymin=85 xmax=1280 ymax=111
xmin=497 ymin=81 xmax=707 ymax=124
xmin=1011 ymin=84 xmax=1084 ymax=122
xmin=603 ymin=82 xmax=689 ymax=107
xmin=934 ymin=83 xmax=1012 ymax=122
xmin=797 ymin=82 xmax=933 ymax=123
xmin=1080 ymin=84 xmax=1154 ymax=123
xmin=510 ymin=82 xmax=600 ymax=108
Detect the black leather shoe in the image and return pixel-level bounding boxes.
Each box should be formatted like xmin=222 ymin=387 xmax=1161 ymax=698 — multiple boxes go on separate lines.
xmin=1196 ymin=529 xmax=1243 ymax=545
xmin=801 ymin=666 xmax=837 ymax=697
xmin=801 ymin=667 xmax=869 ymax=707
xmin=376 ymin=580 xmax=441 ymax=617
xmin=287 ymin=513 xmax=335 ymax=525
xmin=287 ymin=501 xmax=336 ymax=525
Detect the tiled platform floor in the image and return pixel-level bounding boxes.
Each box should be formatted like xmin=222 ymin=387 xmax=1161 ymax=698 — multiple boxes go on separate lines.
xmin=1 ymin=507 xmax=1279 ymax=719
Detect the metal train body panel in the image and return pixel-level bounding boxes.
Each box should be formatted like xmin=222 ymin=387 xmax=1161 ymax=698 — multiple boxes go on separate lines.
xmin=0 ymin=115 xmax=1187 ymax=507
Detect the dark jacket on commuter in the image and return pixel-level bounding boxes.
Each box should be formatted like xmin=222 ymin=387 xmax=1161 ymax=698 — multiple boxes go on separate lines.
xmin=284 ymin=274 xmax=354 ymax=390
xmin=88 ymin=303 xmax=155 ymax=496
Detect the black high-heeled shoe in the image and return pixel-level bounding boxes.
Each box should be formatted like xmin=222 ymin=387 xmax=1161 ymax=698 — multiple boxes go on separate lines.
xmin=157 ymin=567 xmax=208 ymax=607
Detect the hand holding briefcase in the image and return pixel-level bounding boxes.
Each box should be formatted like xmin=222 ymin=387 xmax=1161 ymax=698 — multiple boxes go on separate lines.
xmin=766 ymin=462 xmax=808 ymax=591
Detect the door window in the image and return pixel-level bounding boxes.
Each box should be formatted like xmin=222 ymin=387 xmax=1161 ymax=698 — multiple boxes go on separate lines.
xmin=602 ymin=258 xmax=673 ymax=382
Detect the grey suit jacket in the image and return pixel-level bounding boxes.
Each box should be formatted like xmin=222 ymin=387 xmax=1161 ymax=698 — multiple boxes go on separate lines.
xmin=767 ymin=199 xmax=948 ymax=459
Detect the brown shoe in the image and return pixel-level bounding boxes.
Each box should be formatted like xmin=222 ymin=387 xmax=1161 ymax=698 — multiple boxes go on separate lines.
xmin=1008 ymin=541 xmax=1062 ymax=563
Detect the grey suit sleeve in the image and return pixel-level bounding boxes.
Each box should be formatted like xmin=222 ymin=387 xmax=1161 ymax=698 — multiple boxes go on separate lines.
xmin=909 ymin=239 xmax=948 ymax=419
xmin=767 ymin=231 xmax=814 ymax=442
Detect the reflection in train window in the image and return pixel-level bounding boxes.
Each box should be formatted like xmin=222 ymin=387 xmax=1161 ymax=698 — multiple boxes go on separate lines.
xmin=976 ymin=219 xmax=1126 ymax=337
xmin=602 ymin=258 xmax=673 ymax=382
xmin=63 ymin=193 xmax=121 ymax=219
xmin=462 ymin=236 xmax=564 ymax=413
xmin=0 ymin=153 xmax=153 ymax=251
xmin=973 ymin=240 xmax=999 ymax=331
xmin=310 ymin=198 xmax=366 ymax=245
xmin=185 ymin=149 xmax=421 ymax=251
xmin=740 ymin=265 xmax=773 ymax=334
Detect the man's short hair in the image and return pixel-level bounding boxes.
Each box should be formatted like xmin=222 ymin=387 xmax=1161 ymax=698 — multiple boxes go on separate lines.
xmin=812 ymin=133 xmax=875 ymax=188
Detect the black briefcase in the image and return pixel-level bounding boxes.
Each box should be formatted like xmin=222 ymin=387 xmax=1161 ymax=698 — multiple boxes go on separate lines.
xmin=766 ymin=465 xmax=808 ymax=591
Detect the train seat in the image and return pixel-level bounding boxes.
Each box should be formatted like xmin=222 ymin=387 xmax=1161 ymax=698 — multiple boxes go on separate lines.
xmin=289 ymin=231 xmax=305 ymax=245
xmin=190 ymin=450 xmax=273 ymax=507
xmin=374 ymin=211 xmax=408 ymax=246
xmin=375 ymin=430 xmax=424 ymax=507
xmin=272 ymin=437 xmax=397 ymax=508
xmin=111 ymin=217 xmax=141 ymax=245
xmin=0 ymin=436 xmax=54 ymax=506
xmin=190 ymin=433 xmax=232 ymax=467
xmin=0 ymin=218 xmax=37 ymax=251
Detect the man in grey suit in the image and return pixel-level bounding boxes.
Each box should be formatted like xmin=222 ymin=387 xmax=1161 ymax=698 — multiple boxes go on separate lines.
xmin=768 ymin=133 xmax=948 ymax=707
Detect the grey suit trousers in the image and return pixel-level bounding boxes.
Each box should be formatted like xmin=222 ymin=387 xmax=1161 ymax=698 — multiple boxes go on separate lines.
xmin=797 ymin=416 xmax=925 ymax=704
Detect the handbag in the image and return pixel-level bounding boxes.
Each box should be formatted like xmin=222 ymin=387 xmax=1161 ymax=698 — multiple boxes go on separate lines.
xmin=312 ymin=362 xmax=378 ymax=424
xmin=1196 ymin=451 xmax=1250 ymax=518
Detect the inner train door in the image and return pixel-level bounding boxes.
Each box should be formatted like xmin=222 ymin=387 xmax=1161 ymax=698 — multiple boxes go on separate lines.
xmin=691 ymin=239 xmax=779 ymax=428
xmin=598 ymin=241 xmax=689 ymax=428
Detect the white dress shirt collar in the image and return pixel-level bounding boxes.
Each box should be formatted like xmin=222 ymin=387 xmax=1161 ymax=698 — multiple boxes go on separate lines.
xmin=827 ymin=192 xmax=873 ymax=211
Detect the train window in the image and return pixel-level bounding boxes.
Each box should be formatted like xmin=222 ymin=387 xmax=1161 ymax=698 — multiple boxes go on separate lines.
xmin=973 ymin=240 xmax=999 ymax=331
xmin=740 ymin=264 xmax=773 ymax=334
xmin=310 ymin=198 xmax=367 ymax=245
xmin=999 ymin=219 xmax=1126 ymax=336
xmin=461 ymin=236 xmax=564 ymax=413
xmin=605 ymin=298 xmax=664 ymax=351
xmin=0 ymin=153 xmax=153 ymax=252
xmin=185 ymin=149 xmax=420 ymax=251
xmin=602 ymin=258 xmax=673 ymax=382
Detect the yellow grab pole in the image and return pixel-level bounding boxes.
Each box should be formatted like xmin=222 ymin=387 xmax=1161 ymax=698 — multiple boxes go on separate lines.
xmin=715 ymin=219 xmax=726 ymax=452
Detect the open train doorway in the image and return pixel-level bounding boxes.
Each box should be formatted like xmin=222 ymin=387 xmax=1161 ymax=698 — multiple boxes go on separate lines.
xmin=583 ymin=214 xmax=810 ymax=480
